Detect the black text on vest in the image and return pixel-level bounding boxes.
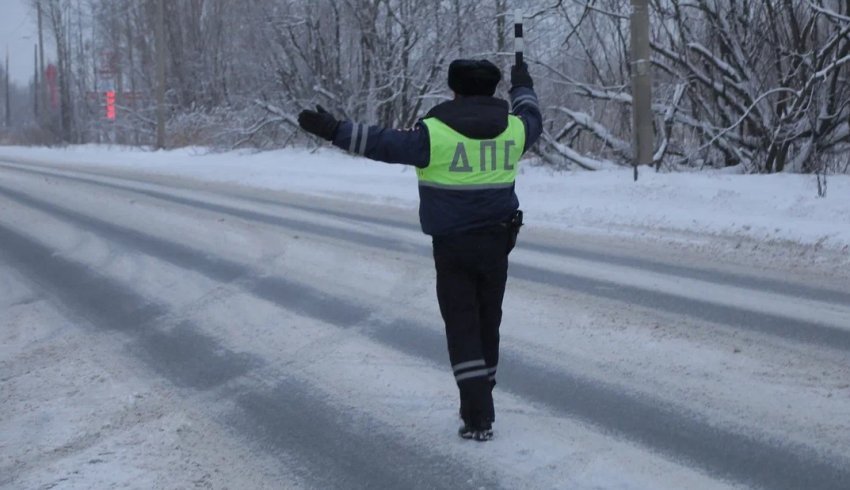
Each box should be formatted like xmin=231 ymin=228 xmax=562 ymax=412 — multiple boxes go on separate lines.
xmin=450 ymin=140 xmax=517 ymax=172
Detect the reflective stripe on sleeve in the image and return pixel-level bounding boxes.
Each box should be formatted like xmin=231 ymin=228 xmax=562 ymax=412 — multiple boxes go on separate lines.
xmin=512 ymin=94 xmax=539 ymax=112
xmin=357 ymin=125 xmax=369 ymax=155
xmin=349 ymin=123 xmax=361 ymax=153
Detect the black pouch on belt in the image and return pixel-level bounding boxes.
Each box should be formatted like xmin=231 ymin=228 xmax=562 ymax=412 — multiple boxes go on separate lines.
xmin=507 ymin=210 xmax=523 ymax=252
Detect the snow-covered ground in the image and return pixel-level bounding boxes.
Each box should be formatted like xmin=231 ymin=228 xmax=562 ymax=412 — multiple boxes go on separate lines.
xmin=1 ymin=145 xmax=849 ymax=489
xmin=1 ymin=144 xmax=848 ymax=255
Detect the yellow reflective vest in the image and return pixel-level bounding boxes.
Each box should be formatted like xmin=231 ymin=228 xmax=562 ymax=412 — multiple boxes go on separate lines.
xmin=417 ymin=116 xmax=526 ymax=190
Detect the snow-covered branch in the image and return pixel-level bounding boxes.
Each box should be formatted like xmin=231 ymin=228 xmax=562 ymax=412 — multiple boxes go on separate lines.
xmin=541 ymin=132 xmax=618 ymax=171
xmin=553 ymin=106 xmax=632 ymax=159
xmin=808 ymin=2 xmax=850 ymax=23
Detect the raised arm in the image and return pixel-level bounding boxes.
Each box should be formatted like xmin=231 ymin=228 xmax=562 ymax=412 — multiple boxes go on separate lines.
xmin=509 ymin=63 xmax=543 ymax=154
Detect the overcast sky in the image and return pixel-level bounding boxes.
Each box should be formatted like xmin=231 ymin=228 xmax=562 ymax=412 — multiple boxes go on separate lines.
xmin=1 ymin=0 xmax=40 ymax=86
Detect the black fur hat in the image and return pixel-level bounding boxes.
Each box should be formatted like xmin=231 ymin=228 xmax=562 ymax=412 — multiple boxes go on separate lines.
xmin=448 ymin=59 xmax=501 ymax=96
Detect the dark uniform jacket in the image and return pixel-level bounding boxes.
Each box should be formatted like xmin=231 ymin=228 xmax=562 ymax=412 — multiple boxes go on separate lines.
xmin=331 ymin=86 xmax=542 ymax=236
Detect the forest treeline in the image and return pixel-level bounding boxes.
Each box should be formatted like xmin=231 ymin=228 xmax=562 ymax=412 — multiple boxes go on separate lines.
xmin=3 ymin=0 xmax=849 ymax=174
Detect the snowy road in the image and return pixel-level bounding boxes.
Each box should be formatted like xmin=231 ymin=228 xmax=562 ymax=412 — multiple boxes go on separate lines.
xmin=2 ymin=160 xmax=849 ymax=489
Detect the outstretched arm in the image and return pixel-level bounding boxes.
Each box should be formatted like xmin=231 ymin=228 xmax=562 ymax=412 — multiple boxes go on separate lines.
xmin=332 ymin=121 xmax=429 ymax=168
xmin=298 ymin=105 xmax=429 ymax=168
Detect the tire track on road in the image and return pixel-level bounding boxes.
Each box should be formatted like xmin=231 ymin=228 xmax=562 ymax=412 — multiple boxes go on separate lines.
xmin=0 ymin=221 xmax=500 ymax=490
xmin=2 ymin=182 xmax=848 ymax=489
xmin=4 ymin=159 xmax=848 ymax=305
xmin=1 ymin=172 xmax=848 ymax=353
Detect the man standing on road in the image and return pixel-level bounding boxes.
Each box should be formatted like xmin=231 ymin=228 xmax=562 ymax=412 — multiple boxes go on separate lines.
xmin=297 ymin=59 xmax=542 ymax=441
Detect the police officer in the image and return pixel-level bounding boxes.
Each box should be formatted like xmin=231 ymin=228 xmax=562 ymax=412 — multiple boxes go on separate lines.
xmin=298 ymin=59 xmax=542 ymax=441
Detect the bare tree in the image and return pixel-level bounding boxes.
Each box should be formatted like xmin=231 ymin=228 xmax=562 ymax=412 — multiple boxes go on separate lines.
xmin=537 ymin=0 xmax=850 ymax=173
xmin=37 ymin=0 xmax=75 ymax=142
xmin=18 ymin=0 xmax=850 ymax=175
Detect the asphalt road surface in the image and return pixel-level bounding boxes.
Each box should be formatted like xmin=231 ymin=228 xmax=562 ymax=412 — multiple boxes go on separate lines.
xmin=2 ymin=160 xmax=848 ymax=489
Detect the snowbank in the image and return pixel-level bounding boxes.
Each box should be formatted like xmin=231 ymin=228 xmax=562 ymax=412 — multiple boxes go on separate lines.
xmin=1 ymin=144 xmax=848 ymax=250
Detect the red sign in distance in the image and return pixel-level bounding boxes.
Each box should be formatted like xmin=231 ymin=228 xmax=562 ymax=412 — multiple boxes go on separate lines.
xmin=106 ymin=91 xmax=116 ymax=120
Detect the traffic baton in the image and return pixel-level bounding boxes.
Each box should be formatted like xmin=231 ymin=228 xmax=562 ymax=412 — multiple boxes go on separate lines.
xmin=514 ymin=10 xmax=524 ymax=66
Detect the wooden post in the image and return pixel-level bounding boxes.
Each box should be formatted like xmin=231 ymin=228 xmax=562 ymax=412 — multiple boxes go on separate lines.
xmin=5 ymin=47 xmax=10 ymax=128
xmin=38 ymin=1 xmax=45 ymax=121
xmin=630 ymin=0 xmax=653 ymax=181
xmin=34 ymin=44 xmax=39 ymax=118
xmin=155 ymin=0 xmax=166 ymax=149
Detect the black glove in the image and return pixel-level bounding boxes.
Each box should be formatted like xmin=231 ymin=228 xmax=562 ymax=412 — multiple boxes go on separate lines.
xmin=511 ymin=62 xmax=533 ymax=89
xmin=298 ymin=105 xmax=339 ymax=141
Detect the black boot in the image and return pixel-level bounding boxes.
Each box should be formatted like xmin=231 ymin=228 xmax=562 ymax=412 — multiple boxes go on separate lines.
xmin=458 ymin=420 xmax=493 ymax=442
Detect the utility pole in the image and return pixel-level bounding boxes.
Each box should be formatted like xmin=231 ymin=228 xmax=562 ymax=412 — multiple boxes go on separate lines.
xmin=155 ymin=0 xmax=166 ymax=149
xmin=34 ymin=44 xmax=39 ymax=118
xmin=5 ymin=47 xmax=10 ymax=128
xmin=37 ymin=1 xmax=45 ymax=120
xmin=630 ymin=0 xmax=653 ymax=181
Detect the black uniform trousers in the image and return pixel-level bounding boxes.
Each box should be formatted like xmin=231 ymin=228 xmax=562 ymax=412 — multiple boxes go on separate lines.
xmin=433 ymin=226 xmax=513 ymax=427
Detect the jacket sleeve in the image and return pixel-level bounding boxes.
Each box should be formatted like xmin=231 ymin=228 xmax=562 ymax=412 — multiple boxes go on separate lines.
xmin=509 ymin=86 xmax=543 ymax=154
xmin=331 ymin=120 xmax=430 ymax=168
